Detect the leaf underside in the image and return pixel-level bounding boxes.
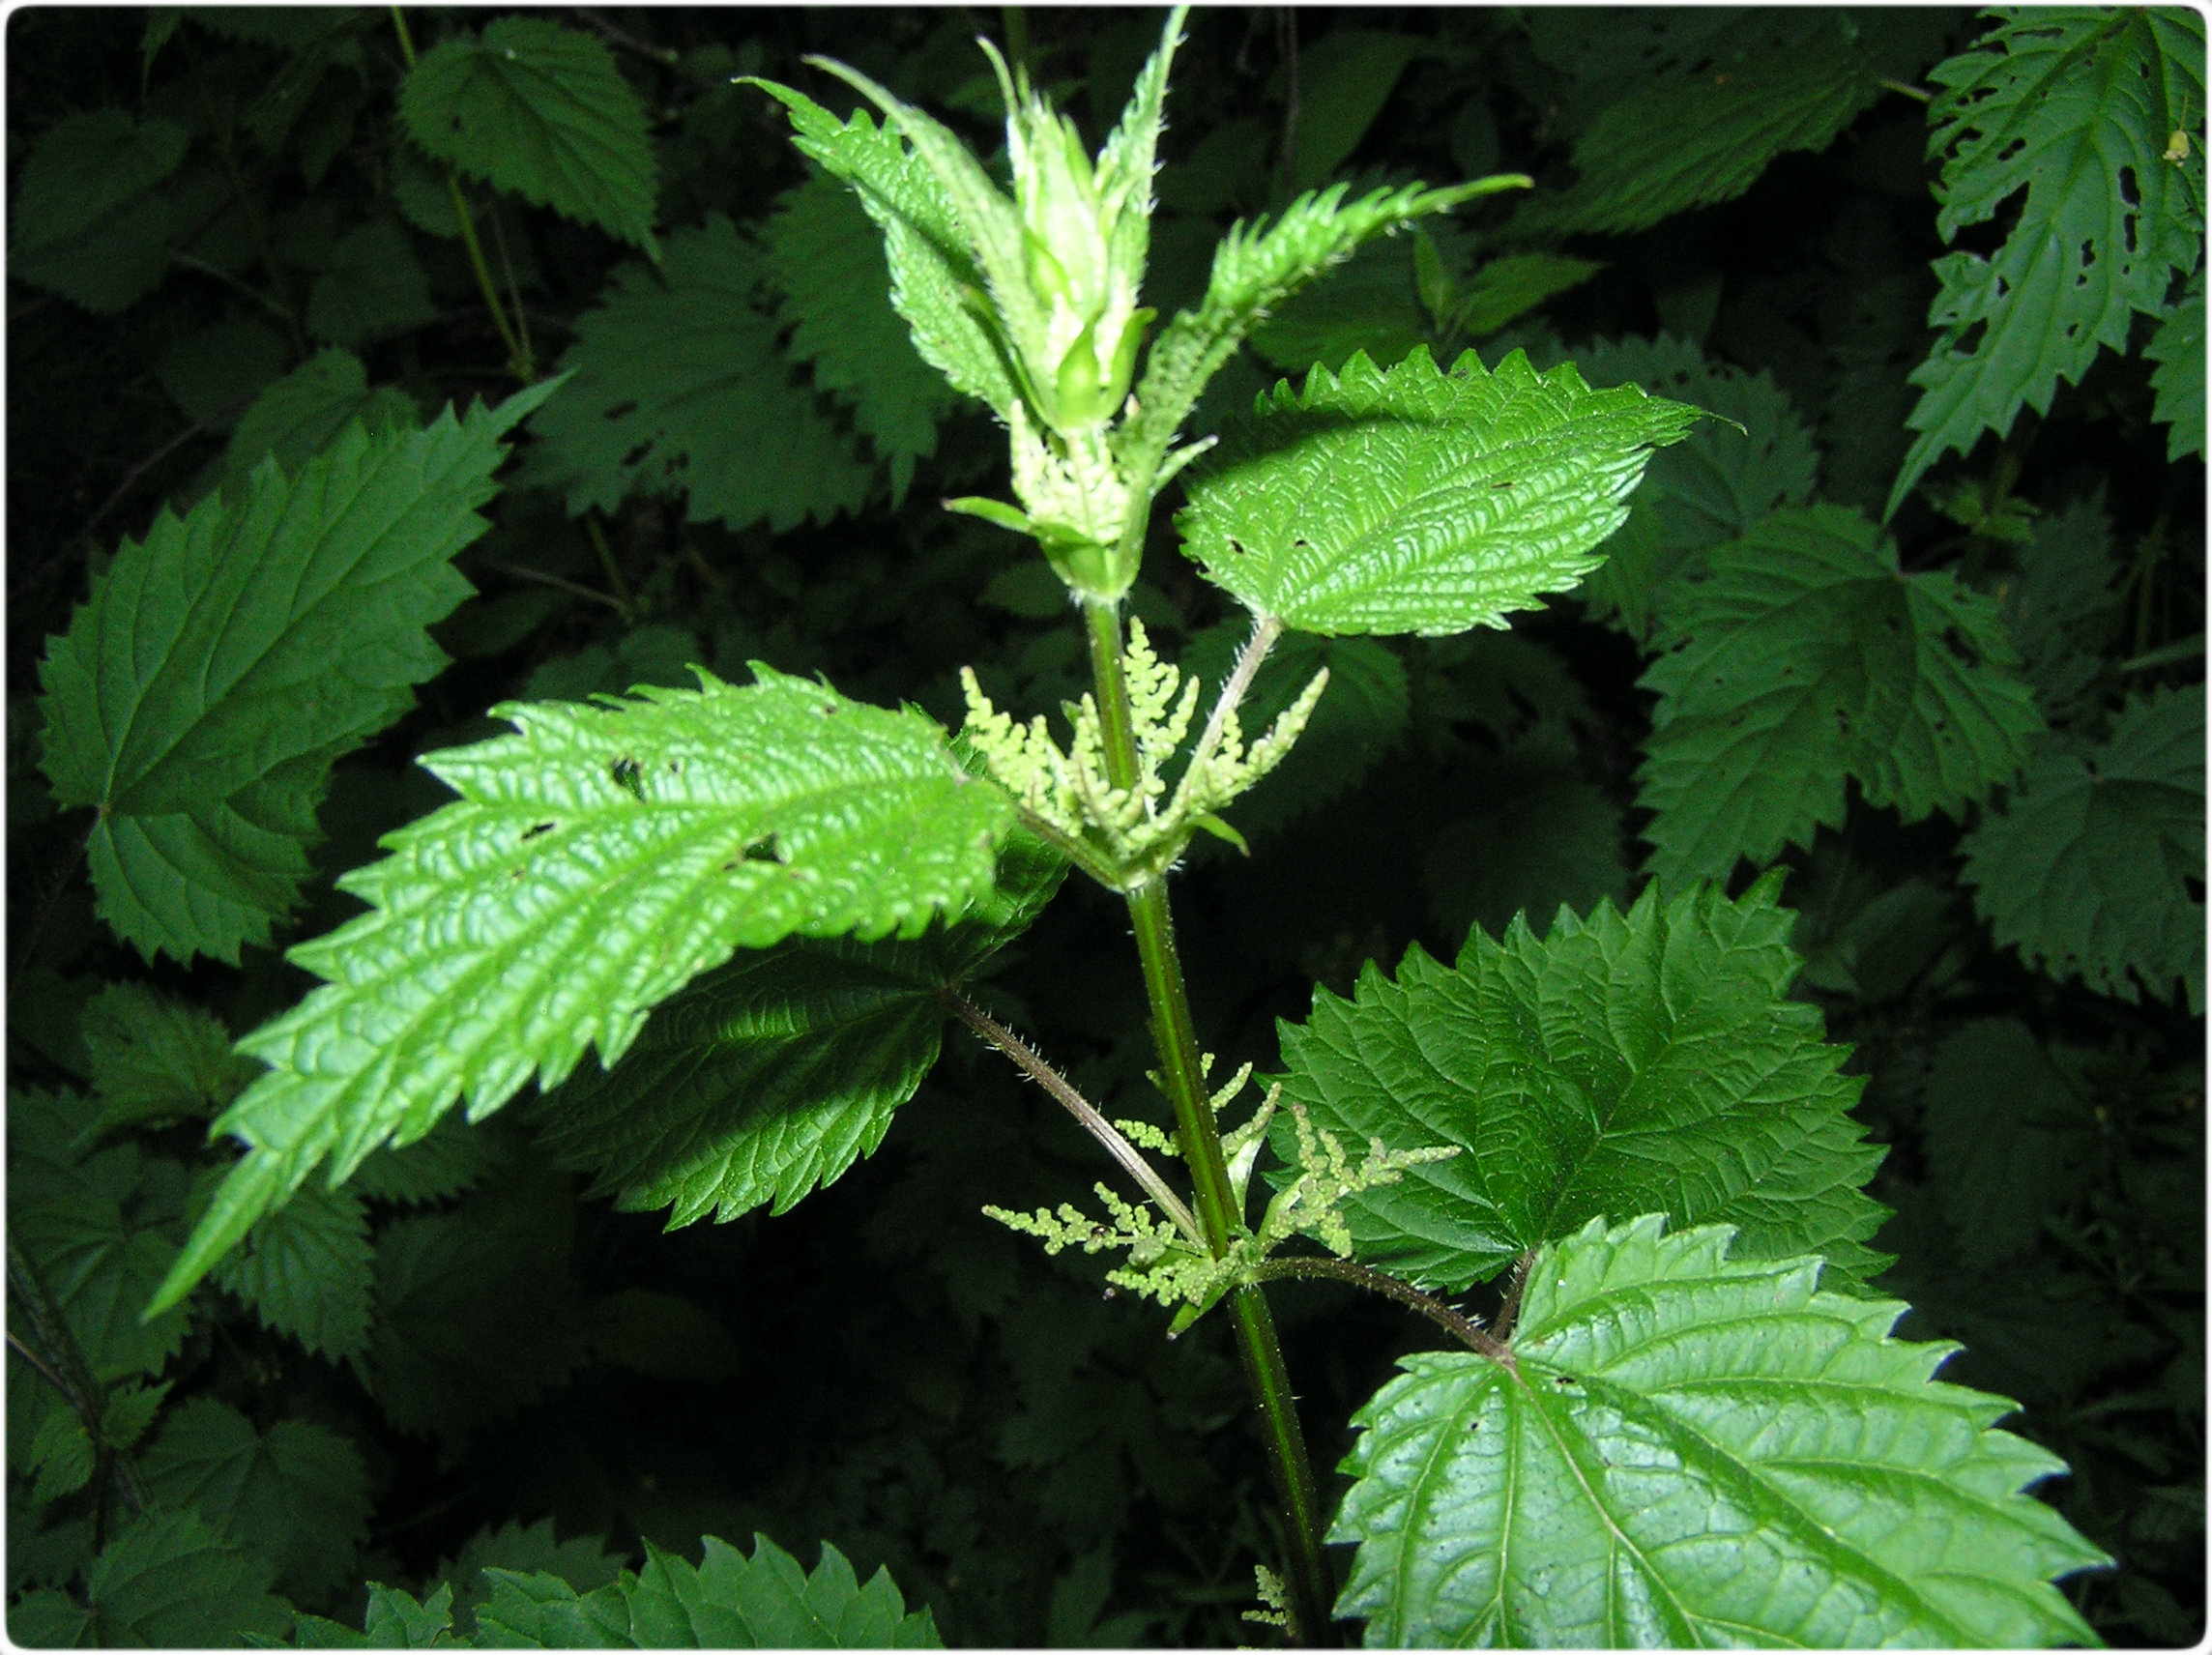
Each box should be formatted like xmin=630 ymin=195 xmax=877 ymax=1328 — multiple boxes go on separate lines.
xmin=1271 ymin=874 xmax=1890 ymax=1293
xmin=534 ymin=832 xmax=1064 ymax=1228
xmin=1635 ymin=504 xmax=2044 ymax=886
xmin=1333 ymin=1214 xmax=2110 ymax=1648
xmin=1178 ymin=345 xmax=1703 ymax=636
xmin=150 ymin=668 xmax=1013 ymax=1316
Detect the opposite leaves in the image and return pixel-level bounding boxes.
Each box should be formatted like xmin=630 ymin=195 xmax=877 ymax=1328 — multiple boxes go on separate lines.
xmin=1177 ymin=347 xmax=1701 ymax=636
xmin=1271 ymin=875 xmax=1888 ymax=1293
xmin=1332 ymin=1215 xmax=2108 ymax=1647
xmin=1636 ymin=505 xmax=2044 ymax=885
xmin=38 ymin=385 xmax=550 ymax=964
xmin=149 ymin=669 xmax=1014 ymax=1316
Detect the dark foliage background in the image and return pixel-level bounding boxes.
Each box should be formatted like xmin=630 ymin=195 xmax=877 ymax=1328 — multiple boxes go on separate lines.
xmin=7 ymin=6 xmax=2202 ymax=1646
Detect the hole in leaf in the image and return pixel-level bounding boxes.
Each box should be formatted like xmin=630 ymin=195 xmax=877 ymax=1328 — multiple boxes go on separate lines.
xmin=742 ymin=833 xmax=784 ymax=864
xmin=2187 ymin=877 xmax=2204 ymax=905
xmin=609 ymin=756 xmax=646 ymax=798
xmin=604 ymin=399 xmax=640 ymax=421
xmin=521 ymin=822 xmax=556 ymax=840
xmin=2119 ymin=166 xmax=2142 ymax=206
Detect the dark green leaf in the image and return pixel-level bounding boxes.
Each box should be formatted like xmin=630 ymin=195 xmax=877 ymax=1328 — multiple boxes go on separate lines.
xmin=2146 ymin=273 xmax=2206 ymax=462
xmin=1923 ymin=1019 xmax=2090 ymax=1269
xmin=77 ymin=1509 xmax=293 ymax=1646
xmin=80 ymin=981 xmax=258 ymax=1134
xmin=212 ymin=1179 xmax=374 ymax=1362
xmin=218 ymin=348 xmax=422 ymax=494
xmin=305 ymin=219 xmax=436 ymax=348
xmin=1272 ymin=875 xmax=1889 ymax=1292
xmin=9 ymin=109 xmax=190 ymax=313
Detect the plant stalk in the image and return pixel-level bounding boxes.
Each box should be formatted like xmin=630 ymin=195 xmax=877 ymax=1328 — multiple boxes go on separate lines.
xmin=7 ymin=1231 xmax=149 ymax=1517
xmin=1083 ymin=595 xmax=1336 ymax=1644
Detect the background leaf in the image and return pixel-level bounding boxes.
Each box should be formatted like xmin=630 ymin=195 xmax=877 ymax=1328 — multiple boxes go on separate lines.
xmin=1635 ymin=504 xmax=2045 ymax=883
xmin=398 ymin=16 xmax=657 ymax=251
xmin=1332 ymin=1215 xmax=2109 ymax=1647
xmin=36 ymin=384 xmax=545 ymax=964
xmin=1922 ymin=1019 xmax=2091 ymax=1270
xmin=1270 ymin=875 xmax=1889 ymax=1292
xmin=75 ymin=1509 xmax=293 ymax=1646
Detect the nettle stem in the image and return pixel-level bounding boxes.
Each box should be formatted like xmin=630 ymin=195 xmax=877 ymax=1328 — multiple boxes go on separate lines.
xmin=1082 ymin=595 xmax=1336 ymax=1645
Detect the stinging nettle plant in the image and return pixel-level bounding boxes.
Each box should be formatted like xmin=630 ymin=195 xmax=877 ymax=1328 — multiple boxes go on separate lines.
xmin=124 ymin=9 xmax=2116 ymax=1644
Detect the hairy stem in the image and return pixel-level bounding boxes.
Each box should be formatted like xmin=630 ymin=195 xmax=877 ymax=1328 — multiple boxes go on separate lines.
xmin=1184 ymin=613 xmax=1283 ymax=786
xmin=1252 ymin=1257 xmax=1514 ymax=1366
xmin=942 ymin=989 xmax=1203 ymax=1244
xmin=1084 ymin=599 xmax=1336 ymax=1644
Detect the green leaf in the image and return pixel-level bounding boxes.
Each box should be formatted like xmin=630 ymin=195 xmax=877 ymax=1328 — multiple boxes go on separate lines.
xmin=1133 ymin=177 xmax=1529 ymax=455
xmin=11 ymin=1143 xmax=189 ymax=1380
xmin=2001 ymin=495 xmax=2122 ymax=723
xmin=152 ymin=669 xmax=1014 ymax=1316
xmin=2146 ymin=272 xmax=2206 ymax=462
xmin=1177 ymin=346 xmax=1701 ymax=636
xmin=1287 ymin=32 xmax=1426 ymax=191
xmin=1247 ymin=234 xmax=1430 ymax=377
xmin=766 ymin=172 xmax=956 ymax=505
xmin=1271 ymin=875 xmax=1889 ymax=1293
xmin=213 ymin=1179 xmax=373 ymax=1362
xmin=29 ymin=1409 xmax=95 ymax=1505
xmin=586 ymin=1289 xmax=742 ymax=1381
xmin=38 ymin=384 xmax=544 ymax=965
xmin=219 ymin=348 xmax=422 ymax=494
xmin=1888 ymin=9 xmax=2205 ymax=516
xmin=158 ymin=320 xmax=289 ymax=432
xmin=1963 ymin=684 xmax=2204 ymax=1011
xmin=1923 ymin=1020 xmax=2091 ymax=1270
xmin=367 ymin=1165 xmax=591 ymax=1437
xmin=1179 ymin=626 xmax=1410 ymax=836
xmin=746 ymin=82 xmax=1019 ymax=419
xmin=397 ymin=16 xmax=657 ymax=251
xmin=305 ymin=219 xmax=436 ymax=347
xmin=1567 ymin=334 xmax=1819 ymax=642
xmin=468 ymin=1534 xmax=942 ymax=1648
xmin=81 ymin=981 xmax=259 ymax=1134
xmin=348 ymin=1113 xmax=502 ymax=1206
xmin=9 ymin=1588 xmax=95 ymax=1647
xmin=521 ymin=215 xmax=873 ymax=533
xmin=1635 ymin=505 xmax=2044 ymax=885
xmin=533 ymin=832 xmax=1062 ymax=1227
xmin=140 ymin=1398 xmax=370 ymax=1604
xmin=1453 ymin=252 xmax=1604 ymax=338
xmin=1422 ymin=742 xmax=1628 ymax=945
xmin=77 ymin=1509 xmax=293 ymax=1646
xmin=1332 ymin=1214 xmax=2109 ymax=1647
xmin=9 ymin=109 xmax=190 ymax=313
xmin=1509 ymin=19 xmax=1884 ymax=237
xmin=435 ymin=1518 xmax=627 ymax=1638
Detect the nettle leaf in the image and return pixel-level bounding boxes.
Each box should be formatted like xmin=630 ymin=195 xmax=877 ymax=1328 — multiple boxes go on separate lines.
xmin=9 ymin=108 xmax=190 ymax=313
xmin=213 ymin=1178 xmax=373 ymax=1363
xmin=435 ymin=1517 xmax=627 ymax=1638
xmin=1889 ymin=8 xmax=2205 ymax=516
xmin=1272 ymin=875 xmax=1888 ymax=1293
xmin=522 ymin=215 xmax=873 ymax=533
xmin=305 ymin=218 xmax=436 ymax=348
xmin=218 ymin=347 xmax=422 ymax=495
xmin=1246 ymin=232 xmax=1431 ymax=378
xmin=1454 ymin=251 xmax=1604 ymax=338
xmin=11 ymin=1141 xmax=190 ymax=1380
xmin=2146 ymin=271 xmax=2206 ymax=462
xmin=1923 ymin=1019 xmax=2091 ymax=1271
xmin=348 ymin=1113 xmax=502 ymax=1206
xmin=534 ymin=832 xmax=1062 ymax=1227
xmin=1178 ymin=346 xmax=1701 ymax=636
xmin=81 ymin=980 xmax=259 ymax=1133
xmin=1567 ymin=334 xmax=1819 ymax=642
xmin=766 ymin=171 xmax=957 ymax=505
xmin=1636 ymin=505 xmax=2044 ymax=885
xmin=748 ymin=82 xmax=1018 ymax=419
xmin=397 ymin=16 xmax=657 ymax=251
xmin=1963 ymin=684 xmax=2205 ymax=1011
xmin=1332 ymin=1215 xmax=2109 ymax=1648
xmin=1510 ymin=19 xmax=1883 ymax=238
xmin=151 ymin=669 xmax=1013 ymax=1315
xmin=469 ymin=1534 xmax=942 ymax=1648
xmin=37 ymin=384 xmax=545 ymax=965
xmin=2002 ymin=495 xmax=2122 ymax=723
xmin=140 ymin=1398 xmax=370 ymax=1605
xmin=1179 ymin=625 xmax=1410 ymax=836
xmin=75 ymin=1509 xmax=293 ymax=1646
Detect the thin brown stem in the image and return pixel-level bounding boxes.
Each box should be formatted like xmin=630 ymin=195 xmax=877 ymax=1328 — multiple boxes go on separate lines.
xmin=486 ymin=561 xmax=630 ymax=613
xmin=1253 ymin=1256 xmax=1515 ymax=1368
xmin=943 ymin=989 xmax=1203 ymax=1243
xmin=7 ymin=1329 xmax=68 ymax=1398
xmin=583 ymin=514 xmax=637 ymax=619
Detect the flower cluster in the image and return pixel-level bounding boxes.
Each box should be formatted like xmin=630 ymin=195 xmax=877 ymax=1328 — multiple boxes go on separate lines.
xmin=959 ymin=619 xmax=1326 ymax=886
